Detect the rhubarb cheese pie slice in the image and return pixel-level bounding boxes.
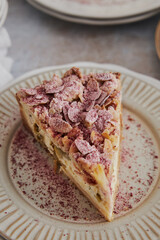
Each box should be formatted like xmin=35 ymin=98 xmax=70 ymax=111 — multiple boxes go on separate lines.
xmin=16 ymin=67 xmax=122 ymax=221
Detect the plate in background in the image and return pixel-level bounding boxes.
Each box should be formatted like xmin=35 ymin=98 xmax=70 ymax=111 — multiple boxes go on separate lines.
xmin=34 ymin=0 xmax=160 ymax=19
xmin=27 ymin=0 xmax=160 ymax=25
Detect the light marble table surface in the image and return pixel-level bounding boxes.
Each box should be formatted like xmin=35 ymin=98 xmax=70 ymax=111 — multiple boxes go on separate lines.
xmin=4 ymin=0 xmax=160 ymax=81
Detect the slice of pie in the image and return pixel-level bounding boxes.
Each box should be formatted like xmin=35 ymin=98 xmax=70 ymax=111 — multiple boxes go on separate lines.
xmin=16 ymin=67 xmax=122 ymax=221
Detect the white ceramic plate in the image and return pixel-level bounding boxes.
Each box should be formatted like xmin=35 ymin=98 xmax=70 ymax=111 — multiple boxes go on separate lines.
xmin=0 ymin=0 xmax=8 ymax=28
xmin=0 ymin=62 xmax=160 ymax=240
xmin=27 ymin=0 xmax=160 ymax=25
xmin=33 ymin=0 xmax=160 ymax=19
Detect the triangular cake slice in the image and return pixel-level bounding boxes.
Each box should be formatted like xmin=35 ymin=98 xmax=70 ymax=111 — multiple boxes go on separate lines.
xmin=16 ymin=67 xmax=122 ymax=221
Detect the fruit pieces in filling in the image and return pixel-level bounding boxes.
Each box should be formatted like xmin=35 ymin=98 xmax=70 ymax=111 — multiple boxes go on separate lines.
xmin=18 ymin=67 xmax=121 ymax=183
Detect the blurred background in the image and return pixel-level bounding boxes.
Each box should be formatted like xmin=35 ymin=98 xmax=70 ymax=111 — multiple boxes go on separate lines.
xmin=1 ymin=0 xmax=160 ymax=85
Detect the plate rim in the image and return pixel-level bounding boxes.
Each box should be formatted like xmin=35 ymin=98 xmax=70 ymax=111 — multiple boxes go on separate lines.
xmin=1 ymin=62 xmax=160 ymax=95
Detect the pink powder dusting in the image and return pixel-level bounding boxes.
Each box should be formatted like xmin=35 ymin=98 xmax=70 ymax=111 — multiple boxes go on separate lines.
xmin=9 ymin=127 xmax=102 ymax=223
xmin=114 ymin=112 xmax=159 ymax=215
xmin=8 ymin=109 xmax=159 ymax=222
